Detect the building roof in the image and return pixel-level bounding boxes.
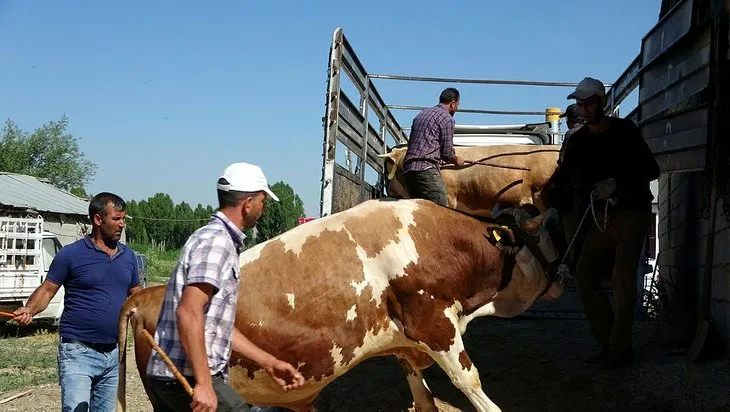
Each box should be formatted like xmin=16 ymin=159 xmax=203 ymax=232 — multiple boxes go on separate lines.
xmin=0 ymin=172 xmax=89 ymax=216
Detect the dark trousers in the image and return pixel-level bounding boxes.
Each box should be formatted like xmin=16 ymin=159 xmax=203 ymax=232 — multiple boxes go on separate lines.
xmin=148 ymin=373 xmax=250 ymax=412
xmin=562 ymin=197 xmax=592 ymax=275
xmin=404 ymin=168 xmax=448 ymax=207
xmin=574 ymin=209 xmax=650 ymax=352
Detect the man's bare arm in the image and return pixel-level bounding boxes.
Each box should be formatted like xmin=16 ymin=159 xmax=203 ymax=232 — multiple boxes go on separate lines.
xmin=176 ymin=283 xmax=214 ymax=386
xmin=176 ymin=283 xmax=219 ymax=411
xmin=13 ymin=280 xmax=61 ymax=326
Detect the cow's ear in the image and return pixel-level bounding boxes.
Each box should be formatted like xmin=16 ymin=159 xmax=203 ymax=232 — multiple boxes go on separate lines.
xmin=377 ymin=153 xmax=398 ymax=181
xmin=484 ymin=226 xmax=515 ymax=247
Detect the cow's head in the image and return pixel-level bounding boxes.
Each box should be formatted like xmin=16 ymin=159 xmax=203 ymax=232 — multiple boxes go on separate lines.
xmin=534 ymin=167 xmax=575 ymax=276
xmin=377 ymin=146 xmax=410 ymax=199
xmin=490 ymin=204 xmax=564 ymax=302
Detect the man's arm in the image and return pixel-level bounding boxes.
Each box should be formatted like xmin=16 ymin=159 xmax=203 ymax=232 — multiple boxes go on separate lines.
xmin=128 ymin=253 xmax=142 ymax=296
xmin=176 ymin=282 xmax=218 ymax=411
xmin=230 ymin=329 xmax=305 ymax=391
xmin=13 ymin=280 xmax=61 ymax=326
xmin=439 ymin=116 xmax=460 ymax=165
xmin=13 ymin=251 xmax=69 ymax=326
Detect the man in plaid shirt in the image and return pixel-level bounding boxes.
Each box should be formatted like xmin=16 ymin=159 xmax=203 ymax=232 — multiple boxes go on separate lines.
xmin=402 ymin=87 xmax=465 ymax=206
xmin=146 ymin=162 xmax=305 ymax=412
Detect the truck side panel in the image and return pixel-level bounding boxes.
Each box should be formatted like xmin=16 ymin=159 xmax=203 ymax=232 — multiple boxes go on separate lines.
xmin=319 ymin=27 xmax=408 ymax=217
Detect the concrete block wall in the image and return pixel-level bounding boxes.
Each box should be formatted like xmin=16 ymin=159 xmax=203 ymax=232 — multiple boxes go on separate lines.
xmin=657 ymin=171 xmax=730 ymax=346
xmin=708 ymin=194 xmax=730 ymax=342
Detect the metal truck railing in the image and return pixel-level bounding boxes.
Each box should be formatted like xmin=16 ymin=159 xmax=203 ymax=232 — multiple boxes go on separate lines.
xmin=319 ymin=27 xmax=609 ymax=217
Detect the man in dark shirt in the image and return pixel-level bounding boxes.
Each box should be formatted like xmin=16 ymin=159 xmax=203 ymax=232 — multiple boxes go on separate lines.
xmin=402 ymin=87 xmax=465 ymax=206
xmin=13 ymin=192 xmax=142 ymax=412
xmin=554 ymin=77 xmax=660 ymax=370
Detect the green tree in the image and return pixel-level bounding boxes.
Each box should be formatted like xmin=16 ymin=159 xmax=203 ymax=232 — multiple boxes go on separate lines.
xmin=255 ymin=181 xmax=305 ymax=243
xmin=0 ymin=116 xmax=97 ymax=194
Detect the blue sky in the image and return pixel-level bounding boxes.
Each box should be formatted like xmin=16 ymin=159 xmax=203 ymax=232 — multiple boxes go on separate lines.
xmin=0 ymin=1 xmax=659 ymax=218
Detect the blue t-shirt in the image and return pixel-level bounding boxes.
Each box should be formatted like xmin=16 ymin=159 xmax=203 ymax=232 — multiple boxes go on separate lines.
xmin=47 ymin=236 xmax=140 ymax=344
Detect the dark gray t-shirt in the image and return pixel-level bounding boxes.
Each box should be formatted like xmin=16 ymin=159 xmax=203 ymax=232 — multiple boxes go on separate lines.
xmin=558 ymin=124 xmax=583 ymax=164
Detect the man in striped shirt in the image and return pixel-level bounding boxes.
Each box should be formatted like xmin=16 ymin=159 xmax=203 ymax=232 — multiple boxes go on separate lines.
xmin=146 ymin=162 xmax=305 ymax=412
xmin=402 ymin=87 xmax=465 ymax=206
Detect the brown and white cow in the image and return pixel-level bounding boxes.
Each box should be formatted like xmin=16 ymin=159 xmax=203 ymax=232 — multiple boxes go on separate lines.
xmin=117 ymin=198 xmax=564 ymax=412
xmin=379 ymin=145 xmax=561 ymax=217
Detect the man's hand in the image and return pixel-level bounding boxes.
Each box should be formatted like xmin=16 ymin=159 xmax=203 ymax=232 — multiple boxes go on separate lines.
xmin=595 ymin=178 xmax=616 ymax=200
xmin=263 ymin=359 xmax=305 ymax=391
xmin=11 ymin=280 xmax=60 ymax=327
xmin=453 ymin=156 xmax=465 ymax=167
xmin=191 ymin=382 xmax=217 ymax=412
xmin=12 ymin=307 xmax=33 ymax=327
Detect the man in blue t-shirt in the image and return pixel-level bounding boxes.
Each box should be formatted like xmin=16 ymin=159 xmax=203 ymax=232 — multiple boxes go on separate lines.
xmin=13 ymin=192 xmax=142 ymax=412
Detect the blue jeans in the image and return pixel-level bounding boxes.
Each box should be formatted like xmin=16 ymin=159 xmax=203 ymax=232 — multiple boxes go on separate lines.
xmin=58 ymin=342 xmax=119 ymax=412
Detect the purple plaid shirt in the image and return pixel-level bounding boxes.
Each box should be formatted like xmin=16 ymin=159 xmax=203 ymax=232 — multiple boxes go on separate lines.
xmin=403 ymin=104 xmax=456 ymax=172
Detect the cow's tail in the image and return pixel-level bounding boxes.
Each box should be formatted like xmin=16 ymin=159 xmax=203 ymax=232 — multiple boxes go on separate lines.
xmin=116 ymin=298 xmax=137 ymax=412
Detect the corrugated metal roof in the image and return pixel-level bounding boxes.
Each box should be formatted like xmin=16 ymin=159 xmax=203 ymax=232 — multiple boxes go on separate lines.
xmin=0 ymin=172 xmax=89 ymax=216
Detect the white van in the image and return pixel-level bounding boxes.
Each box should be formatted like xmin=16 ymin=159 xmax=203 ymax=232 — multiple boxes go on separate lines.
xmin=0 ymin=216 xmax=65 ymax=323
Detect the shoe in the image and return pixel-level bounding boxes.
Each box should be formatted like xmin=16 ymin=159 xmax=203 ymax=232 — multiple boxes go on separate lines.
xmin=600 ymin=349 xmax=633 ymax=370
xmin=586 ymin=348 xmax=610 ymax=363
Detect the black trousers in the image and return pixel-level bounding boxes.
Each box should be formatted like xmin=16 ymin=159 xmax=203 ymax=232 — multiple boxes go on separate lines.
xmin=404 ymin=168 xmax=448 ymax=206
xmin=147 ymin=373 xmax=250 ymax=412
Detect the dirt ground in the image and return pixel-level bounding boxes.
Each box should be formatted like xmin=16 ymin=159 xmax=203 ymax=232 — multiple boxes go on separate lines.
xmin=1 ymin=316 xmax=729 ymax=412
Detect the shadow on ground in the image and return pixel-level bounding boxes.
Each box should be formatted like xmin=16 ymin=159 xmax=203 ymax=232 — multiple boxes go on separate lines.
xmin=312 ymin=317 xmax=730 ymax=412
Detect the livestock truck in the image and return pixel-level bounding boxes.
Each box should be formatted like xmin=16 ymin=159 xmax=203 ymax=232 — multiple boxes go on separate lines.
xmin=0 ymin=216 xmax=65 ymax=323
xmin=317 ymin=26 xmax=594 ymax=219
xmin=316 ymin=26 xmax=655 ymax=320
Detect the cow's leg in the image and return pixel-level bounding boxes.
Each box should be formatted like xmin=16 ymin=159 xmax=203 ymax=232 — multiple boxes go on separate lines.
xmin=424 ymin=336 xmax=501 ymax=412
xmin=396 ymin=349 xmax=437 ymax=412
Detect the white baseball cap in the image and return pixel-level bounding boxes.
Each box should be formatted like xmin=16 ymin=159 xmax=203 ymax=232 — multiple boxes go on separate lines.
xmin=567 ymin=77 xmax=606 ymax=100
xmin=217 ymin=162 xmax=279 ymax=202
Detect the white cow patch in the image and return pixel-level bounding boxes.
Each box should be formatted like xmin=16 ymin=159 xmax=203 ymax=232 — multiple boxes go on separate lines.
xmin=346 ymin=305 xmax=357 ymax=321
xmin=286 ymin=293 xmax=296 ymax=309
xmin=331 ymin=322 xmax=404 ymax=374
xmin=431 ymin=301 xmax=501 ymax=412
xmin=418 ymin=289 xmax=425 ymax=295
xmin=276 ymin=199 xmax=407 ymax=256
xmin=330 ymin=342 xmax=344 ymax=369
xmin=349 ymin=200 xmax=421 ymax=301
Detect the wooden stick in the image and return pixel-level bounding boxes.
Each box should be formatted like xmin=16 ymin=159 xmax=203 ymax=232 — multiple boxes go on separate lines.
xmin=0 ymin=310 xmax=17 ymax=318
xmin=463 ymin=159 xmax=531 ymax=171
xmin=0 ymin=389 xmax=32 ymax=405
xmin=141 ymin=329 xmax=194 ymax=397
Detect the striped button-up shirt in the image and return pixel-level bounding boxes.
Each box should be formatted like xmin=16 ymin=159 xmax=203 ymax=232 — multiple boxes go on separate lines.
xmin=403 ymin=104 xmax=457 ymax=173
xmin=146 ymin=211 xmax=245 ymax=382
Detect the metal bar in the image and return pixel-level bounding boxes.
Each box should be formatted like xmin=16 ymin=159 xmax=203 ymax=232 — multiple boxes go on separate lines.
xmin=358 ymin=81 xmax=371 ymax=181
xmin=387 ymin=105 xmax=549 ymax=116
xmin=319 ymin=28 xmax=344 ymax=218
xmin=369 ymin=74 xmax=613 ymax=88
xmin=604 ymin=55 xmax=641 ymax=115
